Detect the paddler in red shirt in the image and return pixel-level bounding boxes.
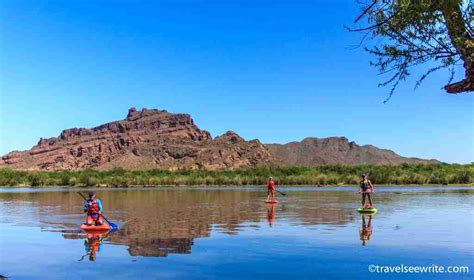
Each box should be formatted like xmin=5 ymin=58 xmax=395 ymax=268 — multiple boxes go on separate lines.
xmin=267 ymin=177 xmax=276 ymax=201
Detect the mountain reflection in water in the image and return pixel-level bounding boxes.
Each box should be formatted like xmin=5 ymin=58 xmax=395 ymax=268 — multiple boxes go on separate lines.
xmin=1 ymin=186 xmax=473 ymax=279
xmin=1 ymin=186 xmax=472 ymax=260
xmin=0 ymin=188 xmax=358 ymax=257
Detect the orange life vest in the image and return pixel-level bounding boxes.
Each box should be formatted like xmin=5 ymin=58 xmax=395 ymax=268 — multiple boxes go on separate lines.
xmin=87 ymin=199 xmax=100 ymax=214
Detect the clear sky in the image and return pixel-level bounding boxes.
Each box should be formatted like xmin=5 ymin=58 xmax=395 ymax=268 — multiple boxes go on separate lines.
xmin=0 ymin=1 xmax=472 ymax=163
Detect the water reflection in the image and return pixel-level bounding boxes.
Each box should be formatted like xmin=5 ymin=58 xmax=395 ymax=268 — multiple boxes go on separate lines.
xmin=359 ymin=215 xmax=374 ymax=246
xmin=80 ymin=232 xmax=108 ymax=262
xmin=1 ymin=186 xmax=473 ymax=260
xmin=0 ymin=188 xmax=359 ymax=258
xmin=266 ymin=204 xmax=275 ymax=227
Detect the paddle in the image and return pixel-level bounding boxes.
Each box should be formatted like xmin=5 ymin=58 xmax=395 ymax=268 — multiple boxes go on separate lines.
xmin=275 ymin=189 xmax=287 ymax=196
xmin=77 ymin=192 xmax=118 ymax=231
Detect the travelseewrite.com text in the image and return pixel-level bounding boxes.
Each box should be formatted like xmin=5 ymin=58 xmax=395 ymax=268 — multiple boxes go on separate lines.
xmin=368 ymin=264 xmax=469 ymax=274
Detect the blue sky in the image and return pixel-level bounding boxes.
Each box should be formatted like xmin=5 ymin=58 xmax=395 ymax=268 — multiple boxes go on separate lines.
xmin=0 ymin=1 xmax=472 ymax=163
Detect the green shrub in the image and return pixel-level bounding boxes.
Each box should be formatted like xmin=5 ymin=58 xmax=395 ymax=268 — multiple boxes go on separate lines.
xmin=455 ymin=170 xmax=471 ymax=184
xmin=0 ymin=163 xmax=472 ymax=187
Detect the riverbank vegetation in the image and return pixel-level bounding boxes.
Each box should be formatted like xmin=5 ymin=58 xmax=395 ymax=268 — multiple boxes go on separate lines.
xmin=0 ymin=164 xmax=472 ymax=187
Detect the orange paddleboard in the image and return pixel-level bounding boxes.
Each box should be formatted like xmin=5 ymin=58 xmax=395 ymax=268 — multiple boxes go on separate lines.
xmin=81 ymin=223 xmax=110 ymax=232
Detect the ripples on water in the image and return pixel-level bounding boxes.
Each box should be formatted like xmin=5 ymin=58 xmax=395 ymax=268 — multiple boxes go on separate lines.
xmin=0 ymin=186 xmax=473 ymax=279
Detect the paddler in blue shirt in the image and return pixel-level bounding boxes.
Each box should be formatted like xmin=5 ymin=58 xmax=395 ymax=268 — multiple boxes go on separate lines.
xmin=83 ymin=192 xmax=103 ymax=226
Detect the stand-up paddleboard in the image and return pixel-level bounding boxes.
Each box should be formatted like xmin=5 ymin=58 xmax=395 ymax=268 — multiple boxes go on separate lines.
xmin=357 ymin=207 xmax=377 ymax=214
xmin=265 ymin=200 xmax=279 ymax=204
xmin=81 ymin=223 xmax=110 ymax=233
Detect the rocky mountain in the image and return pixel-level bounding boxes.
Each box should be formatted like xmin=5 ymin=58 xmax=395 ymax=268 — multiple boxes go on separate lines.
xmin=0 ymin=108 xmax=272 ymax=170
xmin=0 ymin=108 xmax=439 ymax=171
xmin=266 ymin=137 xmax=439 ymax=166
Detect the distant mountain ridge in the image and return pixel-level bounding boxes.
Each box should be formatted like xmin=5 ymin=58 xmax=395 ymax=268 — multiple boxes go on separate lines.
xmin=0 ymin=108 xmax=439 ymax=171
xmin=266 ymin=137 xmax=439 ymax=166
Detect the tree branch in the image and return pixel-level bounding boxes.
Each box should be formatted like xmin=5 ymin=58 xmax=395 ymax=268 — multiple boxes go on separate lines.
xmin=354 ymin=0 xmax=378 ymax=23
xmin=445 ymin=79 xmax=474 ymax=93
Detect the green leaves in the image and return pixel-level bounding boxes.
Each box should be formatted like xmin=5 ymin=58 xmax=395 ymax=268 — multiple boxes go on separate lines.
xmin=0 ymin=164 xmax=472 ymax=187
xmin=350 ymin=0 xmax=473 ymax=98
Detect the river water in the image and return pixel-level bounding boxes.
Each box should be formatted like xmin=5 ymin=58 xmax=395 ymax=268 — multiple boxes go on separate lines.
xmin=0 ymin=186 xmax=472 ymax=279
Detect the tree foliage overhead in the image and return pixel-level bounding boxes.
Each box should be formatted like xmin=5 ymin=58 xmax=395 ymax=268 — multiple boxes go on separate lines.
xmin=349 ymin=0 xmax=473 ymax=101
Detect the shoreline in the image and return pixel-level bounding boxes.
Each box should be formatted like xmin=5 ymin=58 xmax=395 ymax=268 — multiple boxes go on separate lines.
xmin=1 ymin=183 xmax=473 ymax=188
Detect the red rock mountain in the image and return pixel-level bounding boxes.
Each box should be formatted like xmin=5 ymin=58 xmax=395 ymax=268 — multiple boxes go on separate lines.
xmin=266 ymin=137 xmax=439 ymax=166
xmin=0 ymin=108 xmax=439 ymax=171
xmin=0 ymin=108 xmax=272 ymax=170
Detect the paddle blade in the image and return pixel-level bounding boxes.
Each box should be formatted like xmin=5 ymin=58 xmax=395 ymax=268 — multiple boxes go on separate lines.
xmin=108 ymin=222 xmax=119 ymax=232
xmin=277 ymin=190 xmax=287 ymax=196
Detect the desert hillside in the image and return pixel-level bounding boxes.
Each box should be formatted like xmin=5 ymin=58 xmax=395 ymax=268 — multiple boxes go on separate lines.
xmin=0 ymin=108 xmax=439 ymax=171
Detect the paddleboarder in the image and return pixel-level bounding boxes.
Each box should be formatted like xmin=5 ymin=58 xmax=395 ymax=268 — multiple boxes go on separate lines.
xmin=266 ymin=177 xmax=276 ymax=201
xmin=359 ymin=174 xmax=374 ymax=208
xmin=84 ymin=192 xmax=104 ymax=226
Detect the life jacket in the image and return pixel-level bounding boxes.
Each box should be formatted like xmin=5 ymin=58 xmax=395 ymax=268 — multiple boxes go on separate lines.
xmin=360 ymin=180 xmax=370 ymax=190
xmin=87 ymin=199 xmax=100 ymax=214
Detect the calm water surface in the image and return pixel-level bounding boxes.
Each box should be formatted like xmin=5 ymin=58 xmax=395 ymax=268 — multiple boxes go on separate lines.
xmin=0 ymin=186 xmax=473 ymax=279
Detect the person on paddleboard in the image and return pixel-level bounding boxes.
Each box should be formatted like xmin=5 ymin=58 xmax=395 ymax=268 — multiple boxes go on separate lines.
xmin=84 ymin=192 xmax=104 ymax=226
xmin=359 ymin=174 xmax=374 ymax=208
xmin=267 ymin=177 xmax=276 ymax=201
